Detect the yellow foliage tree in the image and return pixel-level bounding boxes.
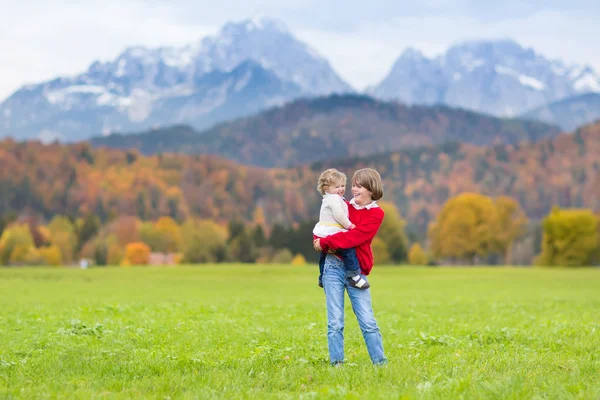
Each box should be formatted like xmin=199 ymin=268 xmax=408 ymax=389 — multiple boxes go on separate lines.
xmin=0 ymin=224 xmax=35 ymax=265
xmin=535 ymin=207 xmax=598 ymax=267
xmin=48 ymin=216 xmax=77 ymax=264
xmin=428 ymin=192 xmax=496 ymax=264
xmin=154 ymin=216 xmax=182 ymax=253
xmin=39 ymin=245 xmax=63 ymax=266
xmin=124 ymin=242 xmax=150 ymax=265
xmin=10 ymin=244 xmax=43 ymax=265
xmin=408 ymin=243 xmax=429 ymax=265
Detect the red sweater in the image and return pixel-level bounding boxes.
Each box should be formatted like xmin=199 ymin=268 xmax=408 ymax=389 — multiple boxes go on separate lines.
xmin=319 ymin=203 xmax=384 ymax=276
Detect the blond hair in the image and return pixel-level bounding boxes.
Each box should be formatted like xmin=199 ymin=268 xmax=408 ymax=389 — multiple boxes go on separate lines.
xmin=352 ymin=168 xmax=383 ymax=200
xmin=317 ymin=168 xmax=347 ymax=195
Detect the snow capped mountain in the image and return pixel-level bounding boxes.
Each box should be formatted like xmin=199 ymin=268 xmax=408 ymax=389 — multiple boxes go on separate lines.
xmin=369 ymin=39 xmax=600 ymax=117
xmin=0 ymin=16 xmax=351 ymax=141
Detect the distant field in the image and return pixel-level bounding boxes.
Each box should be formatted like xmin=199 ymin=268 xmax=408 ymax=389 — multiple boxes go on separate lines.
xmin=1 ymin=265 xmax=599 ymax=399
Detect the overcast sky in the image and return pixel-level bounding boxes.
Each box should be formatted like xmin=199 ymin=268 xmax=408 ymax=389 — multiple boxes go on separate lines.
xmin=1 ymin=0 xmax=599 ymax=101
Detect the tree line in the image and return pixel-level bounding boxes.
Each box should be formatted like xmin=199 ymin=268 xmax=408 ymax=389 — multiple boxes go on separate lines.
xmin=1 ymin=194 xmax=597 ymax=267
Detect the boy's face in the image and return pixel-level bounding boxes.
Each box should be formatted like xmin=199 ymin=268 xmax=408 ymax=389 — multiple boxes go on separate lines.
xmin=326 ymin=180 xmax=346 ymax=196
xmin=352 ymin=181 xmax=373 ymax=206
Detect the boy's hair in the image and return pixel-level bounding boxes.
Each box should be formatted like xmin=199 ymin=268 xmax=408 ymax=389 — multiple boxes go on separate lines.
xmin=352 ymin=168 xmax=383 ymax=200
xmin=317 ymin=168 xmax=347 ymax=195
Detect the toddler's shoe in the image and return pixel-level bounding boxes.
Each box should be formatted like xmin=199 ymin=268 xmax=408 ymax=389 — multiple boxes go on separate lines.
xmin=347 ymin=275 xmax=370 ymax=289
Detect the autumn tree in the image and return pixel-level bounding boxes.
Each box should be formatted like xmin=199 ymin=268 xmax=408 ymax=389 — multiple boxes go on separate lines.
xmin=153 ymin=217 xmax=182 ymax=253
xmin=181 ymin=219 xmax=227 ymax=263
xmin=408 ymin=243 xmax=429 ymax=265
xmin=124 ymin=242 xmax=150 ymax=265
xmin=48 ymin=216 xmax=77 ymax=264
xmin=428 ymin=193 xmax=496 ymax=264
xmin=535 ymin=207 xmax=598 ymax=267
xmin=0 ymin=224 xmax=36 ymax=265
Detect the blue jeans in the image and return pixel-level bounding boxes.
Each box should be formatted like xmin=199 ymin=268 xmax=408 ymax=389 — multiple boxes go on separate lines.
xmin=318 ymin=248 xmax=360 ymax=284
xmin=322 ymin=254 xmax=387 ymax=365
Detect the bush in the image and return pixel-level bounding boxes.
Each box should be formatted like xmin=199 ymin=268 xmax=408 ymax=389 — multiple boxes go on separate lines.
xmin=124 ymin=242 xmax=150 ymax=265
xmin=408 ymin=243 xmax=429 ymax=265
xmin=271 ymin=248 xmax=293 ymax=264
xmin=291 ymin=254 xmax=307 ymax=265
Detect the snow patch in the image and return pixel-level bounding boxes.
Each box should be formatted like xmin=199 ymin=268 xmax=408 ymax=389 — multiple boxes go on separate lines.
xmin=494 ymin=65 xmax=516 ymax=75
xmin=494 ymin=66 xmax=546 ymax=91
xmin=234 ymin=70 xmax=252 ymax=92
xmin=45 ymin=85 xmax=106 ymax=104
xmin=96 ymin=92 xmax=132 ymax=107
xmin=3 ymin=108 xmax=11 ymax=117
xmin=573 ymin=72 xmax=600 ymax=92
xmin=518 ymin=75 xmax=546 ymax=91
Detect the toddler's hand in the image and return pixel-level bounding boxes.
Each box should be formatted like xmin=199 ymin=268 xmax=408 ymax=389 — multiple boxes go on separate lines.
xmin=349 ymin=224 xmax=356 ymax=230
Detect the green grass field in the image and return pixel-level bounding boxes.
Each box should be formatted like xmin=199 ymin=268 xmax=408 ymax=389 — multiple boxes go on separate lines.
xmin=1 ymin=265 xmax=599 ymax=399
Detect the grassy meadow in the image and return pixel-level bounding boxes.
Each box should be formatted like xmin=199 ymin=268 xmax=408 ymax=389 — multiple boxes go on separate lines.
xmin=1 ymin=265 xmax=599 ymax=399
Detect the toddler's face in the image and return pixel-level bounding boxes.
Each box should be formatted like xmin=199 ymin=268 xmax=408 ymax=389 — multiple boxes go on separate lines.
xmin=326 ymin=181 xmax=346 ymax=196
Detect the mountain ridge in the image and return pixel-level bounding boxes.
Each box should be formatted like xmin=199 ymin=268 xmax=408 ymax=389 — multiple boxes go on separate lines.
xmin=90 ymin=94 xmax=562 ymax=168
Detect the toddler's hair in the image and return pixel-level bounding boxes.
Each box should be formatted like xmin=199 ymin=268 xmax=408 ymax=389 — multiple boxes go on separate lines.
xmin=317 ymin=168 xmax=347 ymax=195
xmin=352 ymin=168 xmax=383 ymax=200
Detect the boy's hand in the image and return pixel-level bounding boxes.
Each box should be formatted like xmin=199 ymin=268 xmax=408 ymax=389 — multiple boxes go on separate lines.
xmin=349 ymin=224 xmax=356 ymax=230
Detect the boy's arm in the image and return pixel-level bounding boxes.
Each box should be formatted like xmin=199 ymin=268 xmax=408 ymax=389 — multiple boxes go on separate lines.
xmin=328 ymin=196 xmax=353 ymax=229
xmin=320 ymin=209 xmax=384 ymax=251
